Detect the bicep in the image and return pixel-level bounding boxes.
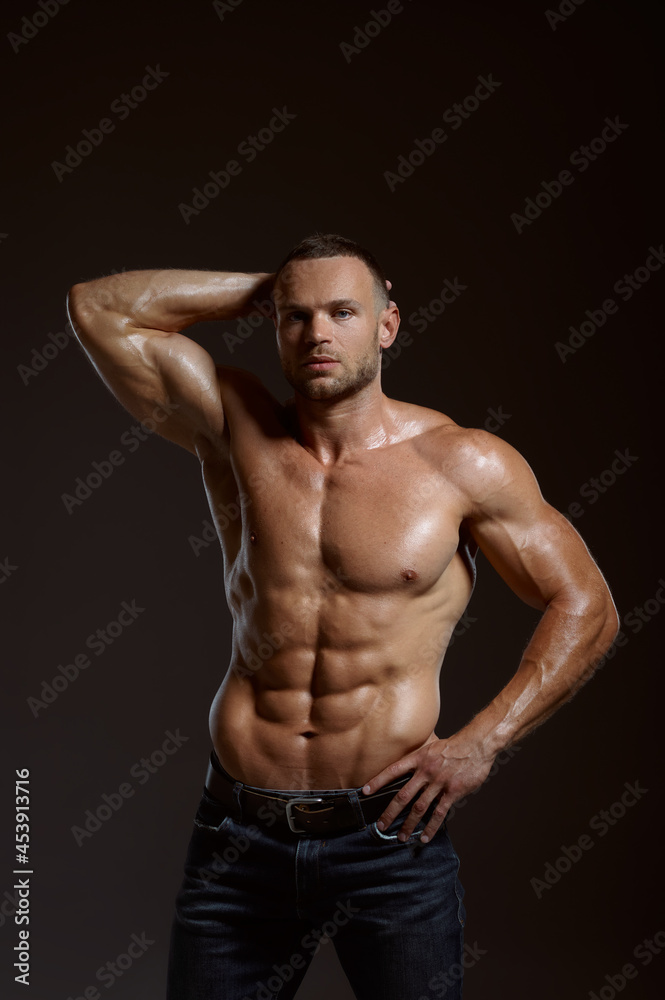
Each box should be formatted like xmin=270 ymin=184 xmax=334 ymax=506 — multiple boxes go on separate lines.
xmin=461 ymin=432 xmax=607 ymax=612
xmin=68 ymin=289 xmax=225 ymax=456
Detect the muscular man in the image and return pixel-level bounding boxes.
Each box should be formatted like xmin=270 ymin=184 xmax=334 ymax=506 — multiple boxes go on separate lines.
xmin=66 ymin=233 xmax=619 ymax=1000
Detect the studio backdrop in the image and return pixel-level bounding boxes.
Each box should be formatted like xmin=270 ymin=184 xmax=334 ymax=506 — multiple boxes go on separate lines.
xmin=1 ymin=1 xmax=663 ymax=998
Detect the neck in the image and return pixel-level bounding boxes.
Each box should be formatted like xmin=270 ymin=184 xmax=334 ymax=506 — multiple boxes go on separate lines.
xmin=289 ymin=379 xmax=398 ymax=464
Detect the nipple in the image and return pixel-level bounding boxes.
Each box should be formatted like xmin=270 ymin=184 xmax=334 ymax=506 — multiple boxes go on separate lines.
xmin=401 ymin=569 xmax=418 ymax=582
xmin=249 ymin=531 xmax=257 ymax=544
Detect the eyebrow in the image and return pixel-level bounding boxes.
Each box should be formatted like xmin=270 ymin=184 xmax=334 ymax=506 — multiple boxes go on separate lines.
xmin=282 ymin=298 xmax=363 ymax=311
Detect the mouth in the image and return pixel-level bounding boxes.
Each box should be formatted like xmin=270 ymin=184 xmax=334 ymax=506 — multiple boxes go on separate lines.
xmin=302 ymin=356 xmax=339 ymax=371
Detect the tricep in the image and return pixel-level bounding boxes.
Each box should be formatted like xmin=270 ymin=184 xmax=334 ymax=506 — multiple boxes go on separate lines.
xmin=67 ymin=285 xmax=225 ymax=457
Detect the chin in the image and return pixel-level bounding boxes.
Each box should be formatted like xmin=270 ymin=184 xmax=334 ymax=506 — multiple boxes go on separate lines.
xmin=298 ymin=379 xmax=346 ymax=400
xmin=283 ymin=361 xmax=379 ymax=401
xmin=282 ymin=367 xmax=344 ymax=399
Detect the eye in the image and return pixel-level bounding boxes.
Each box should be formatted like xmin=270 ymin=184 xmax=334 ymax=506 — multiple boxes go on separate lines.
xmin=335 ymin=309 xmax=352 ymax=318
xmin=287 ymin=311 xmax=306 ymax=322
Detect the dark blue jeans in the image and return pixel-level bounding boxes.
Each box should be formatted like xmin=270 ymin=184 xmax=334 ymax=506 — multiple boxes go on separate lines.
xmin=167 ymin=759 xmax=466 ymax=1000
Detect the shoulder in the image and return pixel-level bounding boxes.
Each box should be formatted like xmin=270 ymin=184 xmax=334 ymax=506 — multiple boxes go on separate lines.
xmin=392 ymin=401 xmax=543 ymax=516
xmin=388 ymin=398 xmax=459 ymax=440
xmin=443 ymin=427 xmax=545 ymax=519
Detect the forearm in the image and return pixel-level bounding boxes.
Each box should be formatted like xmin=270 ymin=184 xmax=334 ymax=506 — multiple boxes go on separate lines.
xmin=450 ymin=593 xmax=620 ymax=759
xmin=69 ymin=269 xmax=274 ymax=333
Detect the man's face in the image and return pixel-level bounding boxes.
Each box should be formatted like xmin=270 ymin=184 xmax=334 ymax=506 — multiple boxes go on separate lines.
xmin=273 ymin=256 xmax=392 ymax=401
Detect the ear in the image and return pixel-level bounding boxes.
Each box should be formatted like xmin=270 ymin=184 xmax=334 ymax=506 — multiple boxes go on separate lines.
xmin=378 ymin=304 xmax=400 ymax=350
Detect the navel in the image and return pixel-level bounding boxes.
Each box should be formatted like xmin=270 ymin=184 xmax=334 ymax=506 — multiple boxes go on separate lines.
xmin=401 ymin=569 xmax=419 ymax=582
xmin=300 ymin=731 xmax=317 ymax=739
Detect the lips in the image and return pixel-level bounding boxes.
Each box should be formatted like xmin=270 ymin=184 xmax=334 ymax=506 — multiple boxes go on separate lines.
xmin=302 ymin=355 xmax=339 ymax=370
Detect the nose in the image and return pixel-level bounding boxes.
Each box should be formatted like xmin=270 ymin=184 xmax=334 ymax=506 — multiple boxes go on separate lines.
xmin=304 ymin=312 xmax=332 ymax=346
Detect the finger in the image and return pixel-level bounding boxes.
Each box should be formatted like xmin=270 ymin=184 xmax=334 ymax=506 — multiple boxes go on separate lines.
xmin=394 ymin=787 xmax=447 ymax=842
xmin=414 ymin=795 xmax=451 ymax=843
xmin=361 ymin=759 xmax=414 ymax=796
xmin=374 ymin=776 xmax=429 ymax=832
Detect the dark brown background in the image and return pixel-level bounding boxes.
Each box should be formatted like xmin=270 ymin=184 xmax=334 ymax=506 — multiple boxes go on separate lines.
xmin=1 ymin=0 xmax=663 ymax=996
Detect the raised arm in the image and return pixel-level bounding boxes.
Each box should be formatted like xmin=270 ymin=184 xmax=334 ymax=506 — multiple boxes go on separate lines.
xmin=66 ymin=269 xmax=275 ymax=457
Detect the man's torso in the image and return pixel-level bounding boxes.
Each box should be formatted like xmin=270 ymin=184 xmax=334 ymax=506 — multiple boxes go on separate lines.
xmin=199 ymin=370 xmax=479 ymax=790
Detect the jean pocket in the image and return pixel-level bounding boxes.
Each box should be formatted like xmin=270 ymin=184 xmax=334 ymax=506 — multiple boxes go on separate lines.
xmin=366 ymin=813 xmax=426 ymax=845
xmin=365 ymin=793 xmax=442 ymax=845
xmin=192 ymin=789 xmax=234 ymax=834
xmin=456 ymin=885 xmax=466 ymax=928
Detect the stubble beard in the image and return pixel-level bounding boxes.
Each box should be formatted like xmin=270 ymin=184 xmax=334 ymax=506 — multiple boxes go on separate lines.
xmin=281 ymin=323 xmax=381 ymax=402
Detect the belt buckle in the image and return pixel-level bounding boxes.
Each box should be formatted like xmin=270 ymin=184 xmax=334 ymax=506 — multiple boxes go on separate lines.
xmin=285 ymin=797 xmax=325 ymax=833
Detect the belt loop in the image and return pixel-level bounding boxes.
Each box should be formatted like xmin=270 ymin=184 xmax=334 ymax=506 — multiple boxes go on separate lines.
xmin=231 ymin=781 xmax=243 ymax=823
xmin=346 ymin=789 xmax=367 ymax=830
xmin=207 ymin=749 xmax=243 ymax=822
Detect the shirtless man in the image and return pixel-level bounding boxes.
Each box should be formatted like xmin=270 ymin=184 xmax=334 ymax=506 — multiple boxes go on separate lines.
xmin=66 ymin=233 xmax=619 ymax=1000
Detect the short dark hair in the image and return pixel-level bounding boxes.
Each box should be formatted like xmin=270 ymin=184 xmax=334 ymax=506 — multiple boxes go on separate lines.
xmin=274 ymin=233 xmax=390 ymax=311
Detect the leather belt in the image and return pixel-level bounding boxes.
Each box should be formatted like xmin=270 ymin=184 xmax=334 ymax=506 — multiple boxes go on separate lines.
xmin=204 ymin=752 xmax=417 ymax=836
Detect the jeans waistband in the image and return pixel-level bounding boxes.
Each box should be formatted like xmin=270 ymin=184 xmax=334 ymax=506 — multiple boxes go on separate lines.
xmin=209 ymin=747 xmax=413 ymax=797
xmin=206 ymin=748 xmax=419 ymax=835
